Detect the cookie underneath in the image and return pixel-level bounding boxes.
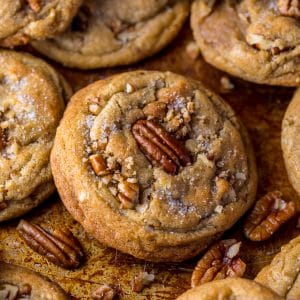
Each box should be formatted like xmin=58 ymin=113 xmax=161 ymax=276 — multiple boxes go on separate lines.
xmin=32 ymin=0 xmax=189 ymax=69
xmin=0 ymin=50 xmax=70 ymax=222
xmin=191 ymin=0 xmax=300 ymax=86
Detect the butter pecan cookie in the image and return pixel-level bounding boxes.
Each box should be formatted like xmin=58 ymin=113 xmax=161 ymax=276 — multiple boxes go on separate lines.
xmin=0 ymin=0 xmax=83 ymax=47
xmin=176 ymin=278 xmax=283 ymax=300
xmin=191 ymin=0 xmax=300 ymax=86
xmin=0 ymin=50 xmax=70 ymax=222
xmin=255 ymin=235 xmax=300 ymax=299
xmin=51 ymin=71 xmax=257 ymax=262
xmin=282 ymin=89 xmax=300 ymax=196
xmin=31 ymin=0 xmax=189 ymax=69
xmin=0 ymin=262 xmax=69 ymax=299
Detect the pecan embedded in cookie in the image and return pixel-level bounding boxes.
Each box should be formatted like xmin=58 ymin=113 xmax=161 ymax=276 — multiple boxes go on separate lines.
xmin=132 ymin=119 xmax=191 ymax=175
xmin=51 ymin=71 xmax=257 ymax=262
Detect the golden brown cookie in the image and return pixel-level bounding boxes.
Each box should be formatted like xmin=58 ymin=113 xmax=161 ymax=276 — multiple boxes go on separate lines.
xmin=31 ymin=0 xmax=189 ymax=69
xmin=51 ymin=70 xmax=257 ymax=262
xmin=0 ymin=0 xmax=83 ymax=47
xmin=0 ymin=262 xmax=69 ymax=299
xmin=282 ymin=89 xmax=300 ymax=196
xmin=176 ymin=278 xmax=284 ymax=300
xmin=255 ymin=235 xmax=300 ymax=299
xmin=0 ymin=50 xmax=70 ymax=222
xmin=191 ymin=0 xmax=300 ymax=86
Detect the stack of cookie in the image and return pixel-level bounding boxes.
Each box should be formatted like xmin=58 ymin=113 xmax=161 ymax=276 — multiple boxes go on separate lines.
xmin=0 ymin=0 xmax=299 ymax=299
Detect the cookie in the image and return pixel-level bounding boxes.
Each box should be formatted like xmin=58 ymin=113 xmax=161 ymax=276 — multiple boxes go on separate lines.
xmin=31 ymin=0 xmax=189 ymax=69
xmin=282 ymin=89 xmax=300 ymax=196
xmin=191 ymin=0 xmax=300 ymax=86
xmin=176 ymin=278 xmax=283 ymax=300
xmin=0 ymin=0 xmax=83 ymax=48
xmin=0 ymin=50 xmax=70 ymax=222
xmin=0 ymin=262 xmax=69 ymax=299
xmin=51 ymin=70 xmax=257 ymax=262
xmin=255 ymin=235 xmax=300 ymax=299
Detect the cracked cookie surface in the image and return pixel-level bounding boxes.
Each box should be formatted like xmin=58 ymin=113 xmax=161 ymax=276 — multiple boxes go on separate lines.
xmin=0 ymin=0 xmax=83 ymax=47
xmin=191 ymin=0 xmax=300 ymax=86
xmin=31 ymin=0 xmax=189 ymax=69
xmin=282 ymin=89 xmax=300 ymax=196
xmin=0 ymin=50 xmax=69 ymax=222
xmin=0 ymin=262 xmax=69 ymax=299
xmin=255 ymin=235 xmax=300 ymax=299
xmin=51 ymin=71 xmax=257 ymax=262
xmin=176 ymin=278 xmax=283 ymax=300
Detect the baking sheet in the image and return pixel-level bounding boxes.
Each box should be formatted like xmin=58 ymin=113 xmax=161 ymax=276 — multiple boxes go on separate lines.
xmin=0 ymin=23 xmax=299 ymax=299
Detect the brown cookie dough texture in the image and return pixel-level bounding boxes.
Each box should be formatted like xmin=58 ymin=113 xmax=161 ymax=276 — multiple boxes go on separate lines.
xmin=31 ymin=0 xmax=190 ymax=69
xmin=0 ymin=262 xmax=69 ymax=299
xmin=255 ymin=235 xmax=300 ymax=299
xmin=176 ymin=278 xmax=284 ymax=300
xmin=191 ymin=0 xmax=300 ymax=86
xmin=51 ymin=71 xmax=257 ymax=262
xmin=282 ymin=89 xmax=300 ymax=196
xmin=0 ymin=50 xmax=70 ymax=222
xmin=0 ymin=0 xmax=83 ymax=47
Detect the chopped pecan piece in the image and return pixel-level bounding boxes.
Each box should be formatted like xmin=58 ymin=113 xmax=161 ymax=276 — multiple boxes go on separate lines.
xmin=191 ymin=239 xmax=246 ymax=288
xmin=26 ymin=0 xmax=42 ymax=12
xmin=92 ymin=285 xmax=116 ymax=300
xmin=89 ymin=154 xmax=110 ymax=176
xmin=132 ymin=271 xmax=155 ymax=293
xmin=143 ymin=102 xmax=167 ymax=120
xmin=278 ymin=0 xmax=300 ymax=17
xmin=117 ymin=179 xmax=139 ymax=209
xmin=132 ymin=120 xmax=191 ymax=175
xmin=243 ymin=191 xmax=296 ymax=241
xmin=17 ymin=220 xmax=84 ymax=269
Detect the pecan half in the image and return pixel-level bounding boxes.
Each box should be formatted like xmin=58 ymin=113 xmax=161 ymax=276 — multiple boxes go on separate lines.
xmin=26 ymin=0 xmax=42 ymax=12
xmin=117 ymin=179 xmax=139 ymax=209
xmin=243 ymin=191 xmax=296 ymax=241
xmin=278 ymin=0 xmax=300 ymax=17
xmin=191 ymin=239 xmax=246 ymax=288
xmin=92 ymin=285 xmax=116 ymax=300
xmin=17 ymin=220 xmax=84 ymax=269
xmin=132 ymin=120 xmax=191 ymax=175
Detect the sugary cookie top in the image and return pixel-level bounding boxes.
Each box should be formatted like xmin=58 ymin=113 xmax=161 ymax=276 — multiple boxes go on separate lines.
xmin=0 ymin=51 xmax=66 ymax=208
xmin=80 ymin=71 xmax=252 ymax=232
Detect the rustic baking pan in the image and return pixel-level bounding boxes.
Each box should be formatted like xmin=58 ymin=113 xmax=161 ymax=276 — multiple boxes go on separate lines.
xmin=0 ymin=23 xmax=299 ymax=299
